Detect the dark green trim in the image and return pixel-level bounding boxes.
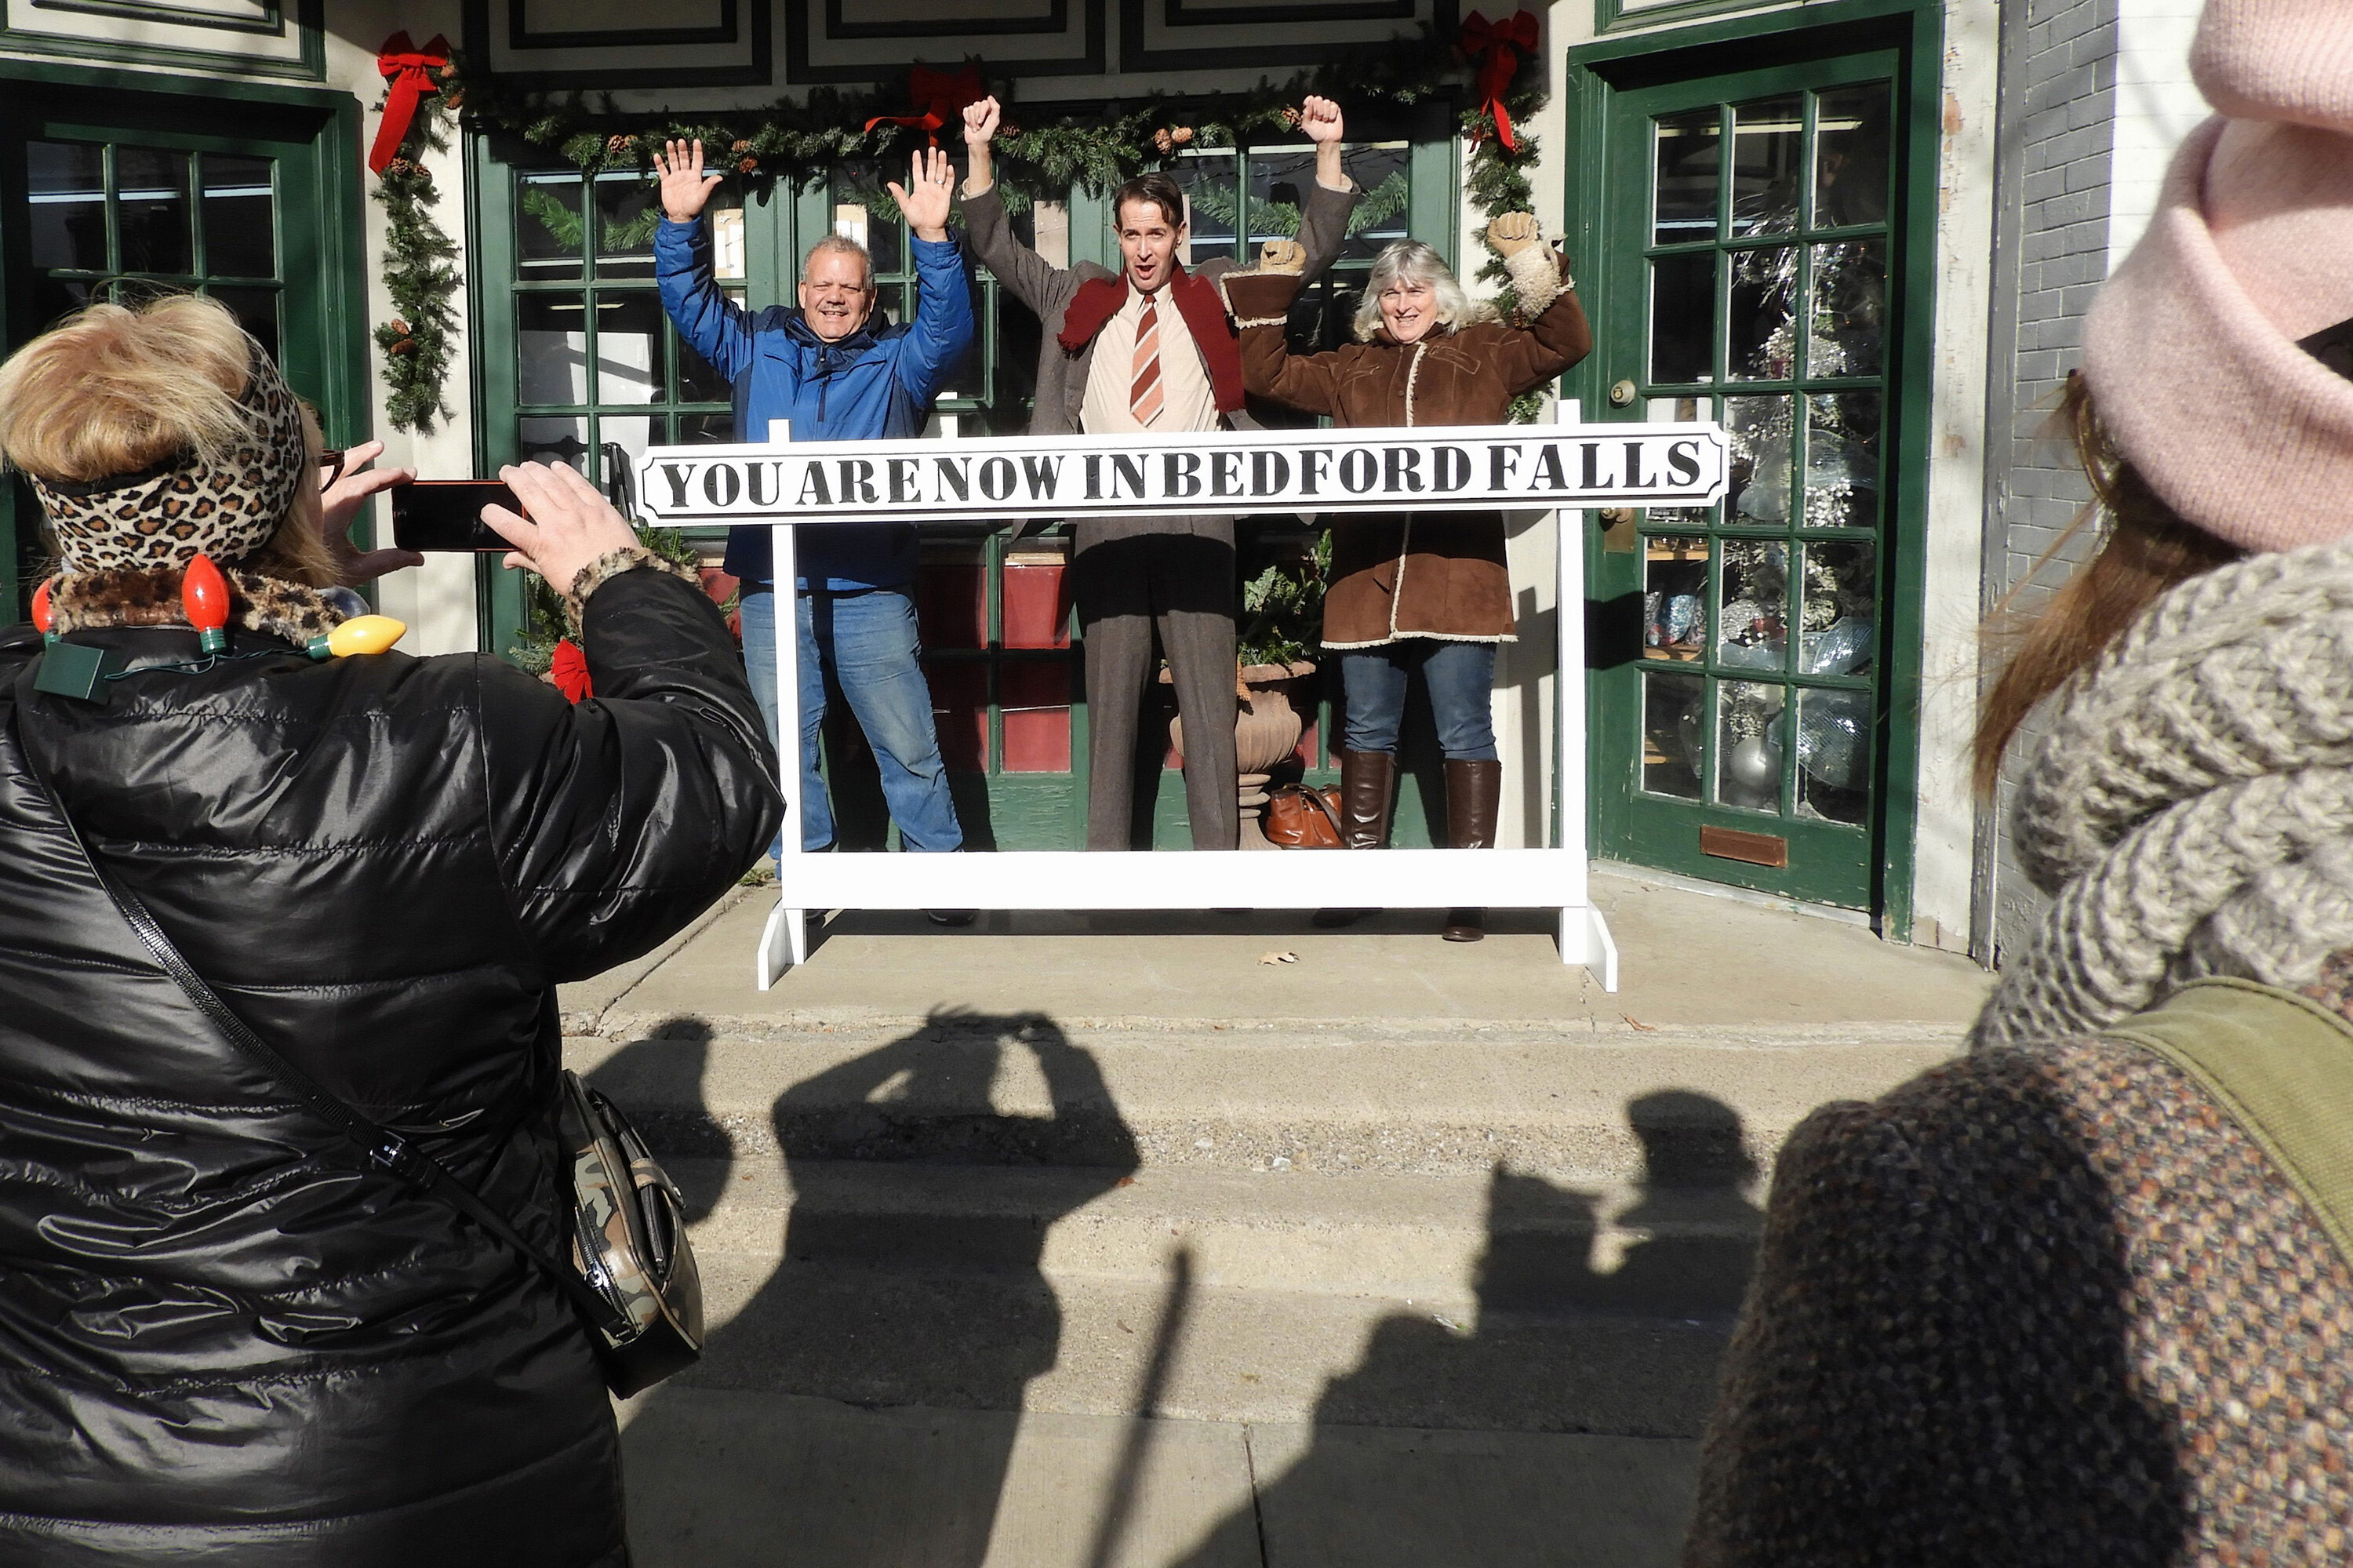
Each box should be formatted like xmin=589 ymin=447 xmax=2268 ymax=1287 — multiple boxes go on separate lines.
xmin=509 ymin=0 xmax=738 ymax=50
xmin=467 ymin=0 xmax=772 ymax=89
xmin=30 ymin=0 xmax=282 ymax=34
xmin=1572 ymin=0 xmax=1942 ymax=932
xmin=1595 ymin=0 xmax=1828 ymax=35
xmin=827 ymin=0 xmax=1068 ymax=38
xmin=0 ymin=0 xmax=323 ymax=81
xmin=787 ymin=0 xmax=1103 ymax=83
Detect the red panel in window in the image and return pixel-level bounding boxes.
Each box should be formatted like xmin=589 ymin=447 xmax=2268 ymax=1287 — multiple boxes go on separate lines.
xmin=1001 ymin=663 xmax=1071 ymax=773
xmin=925 ymin=660 xmax=988 ymax=771
xmin=1002 ymin=560 xmax=1072 ymax=649
xmin=916 ymin=562 xmax=985 ymax=649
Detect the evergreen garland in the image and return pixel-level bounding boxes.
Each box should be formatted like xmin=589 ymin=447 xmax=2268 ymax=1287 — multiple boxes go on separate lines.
xmin=373 ymin=90 xmax=460 ymax=434
xmin=380 ymin=24 xmax=1551 ymax=432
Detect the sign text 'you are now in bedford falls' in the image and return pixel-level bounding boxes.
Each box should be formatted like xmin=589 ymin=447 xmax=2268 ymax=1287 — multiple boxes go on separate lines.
xmin=635 ymin=422 xmax=1730 ymax=526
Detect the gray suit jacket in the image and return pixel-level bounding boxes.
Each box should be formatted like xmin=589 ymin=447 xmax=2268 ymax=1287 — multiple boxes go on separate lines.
xmin=962 ymin=176 xmax=1361 ymax=441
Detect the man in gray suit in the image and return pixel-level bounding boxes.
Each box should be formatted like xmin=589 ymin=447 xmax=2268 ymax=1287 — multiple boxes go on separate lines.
xmin=960 ymin=94 xmax=1358 ymax=850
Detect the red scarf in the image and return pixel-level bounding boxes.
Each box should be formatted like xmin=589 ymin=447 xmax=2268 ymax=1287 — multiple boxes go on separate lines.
xmin=1058 ymin=267 xmax=1245 ymax=414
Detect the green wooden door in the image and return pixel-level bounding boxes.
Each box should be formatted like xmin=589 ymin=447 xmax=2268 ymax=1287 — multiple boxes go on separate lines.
xmin=0 ymin=71 xmax=365 ymax=622
xmin=1588 ymin=53 xmax=1904 ymax=909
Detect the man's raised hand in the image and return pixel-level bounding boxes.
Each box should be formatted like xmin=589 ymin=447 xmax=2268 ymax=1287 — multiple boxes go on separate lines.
xmin=653 ymin=139 xmax=724 ymax=225
xmin=1300 ymin=96 xmax=1344 ymax=144
xmin=889 ymin=145 xmax=955 ymax=242
xmin=963 ymin=96 xmax=1002 ymax=147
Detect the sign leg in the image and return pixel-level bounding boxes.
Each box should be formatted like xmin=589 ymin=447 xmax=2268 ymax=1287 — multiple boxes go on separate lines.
xmin=1585 ymin=905 xmax=1620 ymax=994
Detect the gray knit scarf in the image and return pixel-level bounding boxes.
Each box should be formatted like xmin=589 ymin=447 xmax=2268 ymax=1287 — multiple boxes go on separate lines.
xmin=1973 ymin=538 xmax=2353 ymax=1048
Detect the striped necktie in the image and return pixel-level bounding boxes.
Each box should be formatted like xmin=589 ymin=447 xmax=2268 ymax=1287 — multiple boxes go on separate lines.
xmin=1130 ymin=293 xmax=1164 ymax=424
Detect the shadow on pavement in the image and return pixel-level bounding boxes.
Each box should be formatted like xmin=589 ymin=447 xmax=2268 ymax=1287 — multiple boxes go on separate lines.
xmin=620 ymin=1009 xmax=1139 ymax=1567
xmin=1170 ymin=1091 xmax=1763 ymax=1568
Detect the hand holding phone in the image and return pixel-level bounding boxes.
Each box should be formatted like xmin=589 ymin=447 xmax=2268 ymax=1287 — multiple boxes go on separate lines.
xmin=479 ymin=463 xmax=643 ymax=590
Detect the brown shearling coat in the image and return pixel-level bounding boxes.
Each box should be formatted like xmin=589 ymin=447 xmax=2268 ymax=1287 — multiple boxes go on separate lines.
xmin=1227 ymin=262 xmax=1591 ymax=648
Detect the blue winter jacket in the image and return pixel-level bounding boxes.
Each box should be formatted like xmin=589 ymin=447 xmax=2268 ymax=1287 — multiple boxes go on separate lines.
xmin=654 ymin=219 xmax=976 ymax=591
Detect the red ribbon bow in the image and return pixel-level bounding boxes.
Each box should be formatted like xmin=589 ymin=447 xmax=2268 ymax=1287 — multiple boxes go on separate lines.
xmin=550 ymin=639 xmax=593 ymax=704
xmin=369 ymin=31 xmax=451 ymax=176
xmin=864 ymin=62 xmax=987 ymax=147
xmin=1459 ymin=10 xmax=1539 ymax=155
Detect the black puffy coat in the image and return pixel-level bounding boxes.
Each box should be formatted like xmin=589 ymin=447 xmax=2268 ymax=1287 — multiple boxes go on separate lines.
xmin=0 ymin=566 xmax=782 ymax=1566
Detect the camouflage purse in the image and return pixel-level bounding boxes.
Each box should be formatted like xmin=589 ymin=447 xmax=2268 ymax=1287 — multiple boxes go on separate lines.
xmin=553 ymin=1070 xmax=704 ymax=1397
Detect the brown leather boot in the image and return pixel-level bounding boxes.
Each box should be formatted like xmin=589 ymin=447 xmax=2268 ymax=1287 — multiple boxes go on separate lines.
xmin=1338 ymin=748 xmax=1397 ymax=850
xmin=1442 ymin=758 xmax=1502 ymax=942
xmin=1312 ymin=749 xmax=1397 ymax=928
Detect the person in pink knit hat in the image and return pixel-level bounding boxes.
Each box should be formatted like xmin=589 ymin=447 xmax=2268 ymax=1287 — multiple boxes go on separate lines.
xmin=1682 ymin=4 xmax=2353 ymax=1561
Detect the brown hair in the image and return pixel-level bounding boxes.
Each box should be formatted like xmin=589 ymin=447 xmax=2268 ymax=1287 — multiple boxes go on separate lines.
xmin=1973 ymin=373 xmax=2242 ymax=794
xmin=1111 ymin=173 xmax=1185 ymax=231
xmin=0 ymin=293 xmax=340 ymax=588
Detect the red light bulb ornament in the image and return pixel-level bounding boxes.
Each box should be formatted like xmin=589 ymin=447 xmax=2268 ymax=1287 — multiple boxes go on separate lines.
xmin=182 ymin=554 xmax=230 ymax=655
xmin=30 ymin=578 xmax=56 ymax=646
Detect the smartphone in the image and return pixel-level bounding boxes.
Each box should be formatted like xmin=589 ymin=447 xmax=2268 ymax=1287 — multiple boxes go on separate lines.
xmin=391 ymin=480 xmax=520 ymax=552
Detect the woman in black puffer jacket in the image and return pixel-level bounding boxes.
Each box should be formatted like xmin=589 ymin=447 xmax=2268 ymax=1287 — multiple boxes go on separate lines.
xmin=0 ymin=294 xmax=782 ymax=1566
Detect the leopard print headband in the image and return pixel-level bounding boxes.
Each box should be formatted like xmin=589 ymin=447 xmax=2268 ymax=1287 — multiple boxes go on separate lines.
xmin=31 ymin=344 xmax=307 ymax=580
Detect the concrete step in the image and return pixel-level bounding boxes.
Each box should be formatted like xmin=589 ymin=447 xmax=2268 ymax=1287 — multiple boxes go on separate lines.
xmin=571 ymin=1017 xmax=1960 ymax=1181
xmin=678 ymin=1158 xmax=1759 ymax=1310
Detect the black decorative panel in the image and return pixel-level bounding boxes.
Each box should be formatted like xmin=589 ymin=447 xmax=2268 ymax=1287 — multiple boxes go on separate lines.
xmin=1122 ymin=0 xmax=1457 ymax=71
xmin=787 ymin=0 xmax=1104 ymax=83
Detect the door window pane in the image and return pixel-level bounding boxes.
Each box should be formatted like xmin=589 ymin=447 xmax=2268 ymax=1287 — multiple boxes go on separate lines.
xmin=678 ymin=412 xmax=736 ymax=443
xmin=117 ymin=147 xmax=191 ymax=275
xmin=1804 ymin=392 xmax=1881 ymax=528
xmin=1167 ymin=151 xmax=1239 ymax=265
xmin=1642 ymin=537 xmax=1707 ymax=661
xmin=1807 ymin=238 xmax=1884 ymax=378
xmin=1814 ymin=84 xmax=1892 ymax=228
xmin=28 ymin=141 xmax=106 ymax=271
xmin=678 ymin=315 xmax=738 ymax=405
xmin=1729 ymin=96 xmax=1803 ymax=237
xmin=918 ymin=546 xmax=987 ymax=649
xmin=1002 ymin=544 xmax=1072 ymax=649
xmin=1723 ymin=395 xmax=1794 ymax=525
xmin=1653 ymin=110 xmax=1721 ymax=246
xmin=711 ymin=202 xmax=747 ymax=282
xmin=1649 ymin=253 xmax=1715 ymax=384
xmin=1715 ymin=680 xmax=1784 ymax=810
xmin=1726 ymin=245 xmax=1796 ymax=380
xmin=519 ymin=417 xmax=587 ymax=470
xmin=1002 ymin=664 xmax=1072 ymax=773
xmin=1716 ymin=540 xmax=1787 ymax=673
xmin=1794 ymin=688 xmax=1872 ymax=823
xmin=202 ymin=155 xmax=275 ymax=279
xmin=1798 ymin=540 xmax=1877 ymax=675
xmin=593 ymin=174 xmax=661 ymax=278
xmin=595 ymin=416 xmax=656 ymax=486
xmin=1642 ymin=671 xmax=1704 ymax=799
xmin=595 ymin=293 xmax=666 ymax=405
xmin=1335 ymin=144 xmax=1410 ymax=264
xmin=518 ymin=293 xmax=589 ymax=404
xmin=926 ymin=661 xmax=989 ymax=771
xmin=207 ymin=286 xmax=280 ymax=367
xmin=518 ymin=175 xmax=586 ymax=280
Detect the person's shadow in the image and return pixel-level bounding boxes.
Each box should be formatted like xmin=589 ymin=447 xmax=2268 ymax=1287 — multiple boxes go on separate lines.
xmin=1173 ymin=1092 xmax=1768 ymax=1568
xmin=619 ymin=1010 xmax=1138 ymax=1567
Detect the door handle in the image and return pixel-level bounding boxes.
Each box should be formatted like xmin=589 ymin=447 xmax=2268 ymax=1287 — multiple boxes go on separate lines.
xmin=1608 ymin=379 xmax=1638 ymax=408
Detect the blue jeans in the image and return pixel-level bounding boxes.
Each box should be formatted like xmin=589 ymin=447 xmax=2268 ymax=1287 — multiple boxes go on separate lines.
xmin=1341 ymin=640 xmax=1500 ymax=761
xmin=738 ymin=587 xmax=963 ymax=854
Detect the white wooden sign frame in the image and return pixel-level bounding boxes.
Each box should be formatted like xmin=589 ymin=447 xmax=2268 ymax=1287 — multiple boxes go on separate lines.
xmin=635 ymin=405 xmax=1732 ymax=993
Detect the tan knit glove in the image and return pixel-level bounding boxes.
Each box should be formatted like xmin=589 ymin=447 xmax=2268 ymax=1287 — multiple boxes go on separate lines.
xmin=1484 ymin=211 xmax=1542 ymax=258
xmin=1257 ymin=238 xmax=1307 ymax=275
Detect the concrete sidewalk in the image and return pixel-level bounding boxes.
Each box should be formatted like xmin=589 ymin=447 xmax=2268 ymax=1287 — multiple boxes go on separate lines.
xmin=569 ymin=870 xmax=1991 ymax=1567
xmin=564 ymin=867 xmax=1994 ymax=1033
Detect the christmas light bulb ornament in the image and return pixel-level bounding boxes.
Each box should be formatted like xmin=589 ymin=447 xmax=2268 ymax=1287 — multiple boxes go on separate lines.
xmin=182 ymin=555 xmax=230 ymax=654
xmin=307 ymin=615 xmax=407 ymax=660
xmin=30 ymin=578 xmax=56 ymax=645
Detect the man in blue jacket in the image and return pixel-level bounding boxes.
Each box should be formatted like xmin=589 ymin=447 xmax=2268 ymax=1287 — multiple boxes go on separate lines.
xmin=654 ymin=139 xmax=973 ymax=868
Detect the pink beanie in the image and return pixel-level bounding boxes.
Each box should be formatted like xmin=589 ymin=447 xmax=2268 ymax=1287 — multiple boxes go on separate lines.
xmin=2082 ymin=0 xmax=2353 ymax=552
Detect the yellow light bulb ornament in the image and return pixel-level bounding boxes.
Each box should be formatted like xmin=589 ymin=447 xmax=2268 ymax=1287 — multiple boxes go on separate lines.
xmin=306 ymin=615 xmax=408 ymax=660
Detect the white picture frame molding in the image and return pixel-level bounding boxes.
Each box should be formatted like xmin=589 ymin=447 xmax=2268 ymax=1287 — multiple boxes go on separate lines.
xmin=630 ymin=405 xmax=1736 ymax=995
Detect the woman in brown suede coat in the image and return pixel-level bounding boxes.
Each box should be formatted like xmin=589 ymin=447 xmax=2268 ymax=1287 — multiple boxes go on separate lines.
xmin=1224 ymin=218 xmax=1589 ymax=938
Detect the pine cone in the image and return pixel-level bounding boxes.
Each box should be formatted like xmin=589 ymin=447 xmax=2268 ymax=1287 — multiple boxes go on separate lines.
xmin=383 ymin=158 xmax=414 ymax=179
xmin=388 ymin=338 xmax=418 ymax=357
xmin=388 ymin=318 xmax=411 ymax=337
xmin=442 ymin=89 xmax=465 ymax=111
xmin=1280 ymin=107 xmax=1301 ymax=129
xmin=606 ymin=134 xmax=631 ymax=157
xmin=1170 ymin=126 xmax=1194 ymax=146
xmin=999 ymin=121 xmax=1022 ymax=138
xmin=730 ymin=139 xmax=753 ymax=155
xmin=736 ymin=155 xmax=759 ymax=174
xmin=1152 ymin=128 xmax=1173 ymax=155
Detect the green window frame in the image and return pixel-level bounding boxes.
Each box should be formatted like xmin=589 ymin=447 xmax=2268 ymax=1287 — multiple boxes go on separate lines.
xmin=0 ymin=61 xmax=367 ymax=624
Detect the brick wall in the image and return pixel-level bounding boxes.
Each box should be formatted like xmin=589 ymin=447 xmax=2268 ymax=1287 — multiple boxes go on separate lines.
xmin=1980 ymin=0 xmax=2118 ymax=962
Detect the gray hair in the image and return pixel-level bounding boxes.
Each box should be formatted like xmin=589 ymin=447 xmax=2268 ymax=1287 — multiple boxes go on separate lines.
xmin=802 ymin=232 xmax=875 ymax=289
xmin=1351 ymin=239 xmax=1490 ymax=342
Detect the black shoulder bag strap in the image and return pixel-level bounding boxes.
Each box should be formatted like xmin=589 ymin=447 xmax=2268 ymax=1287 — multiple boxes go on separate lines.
xmin=5 ymin=702 xmax=625 ymax=1337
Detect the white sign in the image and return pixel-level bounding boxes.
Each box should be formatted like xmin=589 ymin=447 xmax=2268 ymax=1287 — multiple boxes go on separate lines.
xmin=638 ymin=421 xmax=1726 ymax=526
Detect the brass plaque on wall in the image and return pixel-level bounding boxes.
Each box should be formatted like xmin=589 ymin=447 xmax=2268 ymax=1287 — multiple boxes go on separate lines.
xmin=1700 ymin=825 xmax=1788 ymax=868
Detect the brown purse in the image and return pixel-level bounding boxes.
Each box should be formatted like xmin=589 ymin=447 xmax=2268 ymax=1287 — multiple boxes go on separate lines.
xmin=1264 ymin=784 xmax=1345 ymax=849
